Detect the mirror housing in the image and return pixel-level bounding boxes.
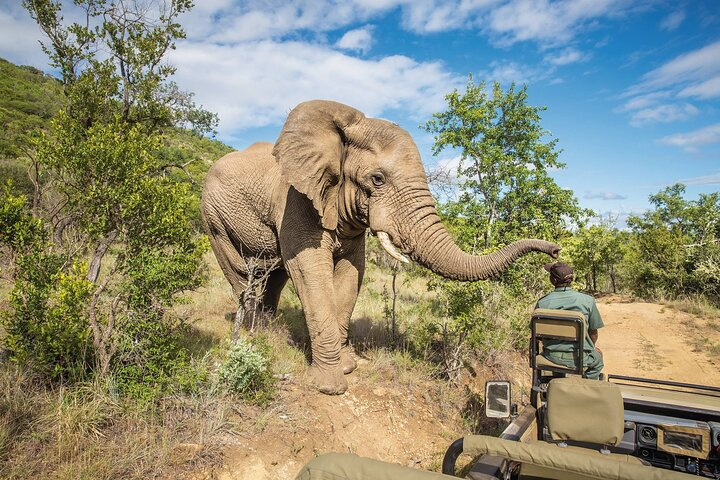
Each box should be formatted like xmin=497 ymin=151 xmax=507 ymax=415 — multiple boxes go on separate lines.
xmin=485 ymin=380 xmax=512 ymax=418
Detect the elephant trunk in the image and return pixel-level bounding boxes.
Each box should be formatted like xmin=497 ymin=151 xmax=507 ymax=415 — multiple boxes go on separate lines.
xmin=390 ymin=191 xmax=559 ymax=281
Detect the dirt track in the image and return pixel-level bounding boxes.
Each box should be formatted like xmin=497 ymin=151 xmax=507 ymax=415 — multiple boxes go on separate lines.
xmin=597 ymin=298 xmax=720 ymax=386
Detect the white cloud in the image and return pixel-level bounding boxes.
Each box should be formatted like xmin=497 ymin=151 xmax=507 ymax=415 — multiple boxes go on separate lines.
xmin=584 ymin=191 xmax=627 ymax=200
xmin=659 ymin=10 xmax=685 ymax=31
xmin=681 ymin=171 xmax=720 ymax=186
xmin=181 ymin=0 xmax=634 ymax=48
xmin=336 ymin=26 xmax=374 ymax=53
xmin=181 ymin=1 xmax=395 ymax=43
xmin=589 ymin=208 xmax=645 ymax=229
xmin=435 ymin=155 xmax=462 ymax=177
xmin=486 ymin=0 xmax=627 ymax=47
xmin=480 ymin=60 xmax=548 ymax=85
xmin=619 ymin=91 xmax=670 ymax=111
xmin=678 ymin=75 xmax=720 ymax=100
xmin=0 ymin=5 xmax=49 ymax=67
xmin=544 ymin=47 xmax=589 ymax=66
xmin=659 ymin=123 xmax=720 ymax=152
xmin=621 ymin=41 xmax=720 ymax=127
xmin=629 ymin=103 xmax=698 ymax=127
xmin=635 ymin=41 xmax=720 ymax=93
xmin=169 ymin=40 xmax=462 ymax=139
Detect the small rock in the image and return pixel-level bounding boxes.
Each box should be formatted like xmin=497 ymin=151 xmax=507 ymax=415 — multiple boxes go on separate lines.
xmin=177 ymin=442 xmax=205 ymax=453
xmin=372 ymin=387 xmax=387 ymax=397
xmin=407 ymin=458 xmax=421 ymax=467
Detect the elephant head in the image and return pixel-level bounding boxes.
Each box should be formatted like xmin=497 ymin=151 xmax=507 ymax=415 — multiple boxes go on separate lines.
xmin=273 ymin=100 xmax=559 ymax=280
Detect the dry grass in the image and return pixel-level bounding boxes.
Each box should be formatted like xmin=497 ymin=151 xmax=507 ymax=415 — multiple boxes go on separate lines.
xmin=0 ymin=364 xmax=239 ymax=479
xmin=660 ymin=295 xmax=720 ymax=365
xmin=661 ymin=294 xmax=720 ymax=320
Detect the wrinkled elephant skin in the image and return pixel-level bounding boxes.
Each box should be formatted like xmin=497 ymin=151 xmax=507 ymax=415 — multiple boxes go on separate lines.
xmin=201 ymin=100 xmax=560 ymax=395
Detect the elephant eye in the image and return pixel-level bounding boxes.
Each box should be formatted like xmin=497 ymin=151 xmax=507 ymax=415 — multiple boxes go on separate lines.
xmin=370 ymin=172 xmax=386 ymax=187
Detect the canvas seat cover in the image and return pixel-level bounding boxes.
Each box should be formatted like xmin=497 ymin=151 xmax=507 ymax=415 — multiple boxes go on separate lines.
xmin=545 ymin=377 xmax=624 ymax=446
xmin=463 ymin=435 xmax=690 ymax=480
xmin=294 ymin=452 xmax=458 ymax=480
xmin=518 ymin=443 xmax=647 ymax=480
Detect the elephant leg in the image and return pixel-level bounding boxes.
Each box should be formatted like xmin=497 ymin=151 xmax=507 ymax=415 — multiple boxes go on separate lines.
xmin=260 ymin=268 xmax=289 ymax=316
xmin=333 ymin=237 xmax=365 ymax=375
xmin=206 ymin=221 xmax=249 ymax=299
xmin=282 ymin=234 xmax=346 ymax=395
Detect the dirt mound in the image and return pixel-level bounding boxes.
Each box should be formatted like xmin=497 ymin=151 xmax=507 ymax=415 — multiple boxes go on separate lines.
xmin=212 ymin=360 xmax=463 ymax=480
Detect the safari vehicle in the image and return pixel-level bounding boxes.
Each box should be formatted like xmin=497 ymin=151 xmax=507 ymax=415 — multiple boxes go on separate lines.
xmin=440 ymin=308 xmax=720 ymax=479
xmin=295 ymin=309 xmax=720 ymax=480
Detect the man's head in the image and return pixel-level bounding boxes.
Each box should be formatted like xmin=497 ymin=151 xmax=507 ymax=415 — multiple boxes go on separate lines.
xmin=544 ymin=262 xmax=574 ymax=287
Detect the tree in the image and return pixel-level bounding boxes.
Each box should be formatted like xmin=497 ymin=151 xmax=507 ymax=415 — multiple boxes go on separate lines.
xmin=3 ymin=0 xmax=215 ymax=392
xmin=565 ymin=217 xmax=627 ymax=293
xmin=424 ymin=78 xmax=587 ymax=252
xmin=412 ymin=78 xmax=588 ymax=375
xmin=626 ymin=184 xmax=720 ymax=301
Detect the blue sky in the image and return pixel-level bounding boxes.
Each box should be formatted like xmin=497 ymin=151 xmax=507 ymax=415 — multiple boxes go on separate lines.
xmin=1 ymin=0 xmax=719 ymax=225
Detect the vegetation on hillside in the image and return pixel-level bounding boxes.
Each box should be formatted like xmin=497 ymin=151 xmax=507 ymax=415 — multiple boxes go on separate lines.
xmin=0 ymin=0 xmax=229 ymax=398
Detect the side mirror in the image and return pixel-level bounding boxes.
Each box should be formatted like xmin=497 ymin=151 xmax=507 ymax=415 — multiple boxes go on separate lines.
xmin=485 ymin=380 xmax=512 ymax=418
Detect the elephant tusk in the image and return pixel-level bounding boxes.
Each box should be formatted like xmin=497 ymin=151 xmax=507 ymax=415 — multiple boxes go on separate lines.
xmin=377 ymin=232 xmax=410 ymax=264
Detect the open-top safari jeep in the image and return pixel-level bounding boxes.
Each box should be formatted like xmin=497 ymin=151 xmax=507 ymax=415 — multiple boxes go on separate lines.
xmin=295 ymin=309 xmax=720 ymax=480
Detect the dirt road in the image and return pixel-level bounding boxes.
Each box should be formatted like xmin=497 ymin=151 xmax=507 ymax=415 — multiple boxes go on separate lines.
xmin=597 ymin=298 xmax=720 ymax=386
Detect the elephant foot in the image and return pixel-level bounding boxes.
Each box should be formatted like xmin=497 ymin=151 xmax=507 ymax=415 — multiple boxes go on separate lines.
xmin=340 ymin=346 xmax=357 ymax=375
xmin=307 ymin=364 xmax=347 ymax=395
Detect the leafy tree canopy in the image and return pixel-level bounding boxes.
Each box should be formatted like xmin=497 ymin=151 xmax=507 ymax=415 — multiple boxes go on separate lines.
xmin=424 ymin=77 xmax=588 ymax=252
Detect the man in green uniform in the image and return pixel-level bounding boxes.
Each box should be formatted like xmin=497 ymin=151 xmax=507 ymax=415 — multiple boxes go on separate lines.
xmin=536 ymin=262 xmax=604 ymax=379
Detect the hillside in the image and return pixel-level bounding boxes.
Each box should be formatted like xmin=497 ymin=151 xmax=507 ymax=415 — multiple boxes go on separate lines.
xmin=0 ymin=57 xmax=65 ymax=195
xmin=0 ymin=56 xmax=233 ymax=199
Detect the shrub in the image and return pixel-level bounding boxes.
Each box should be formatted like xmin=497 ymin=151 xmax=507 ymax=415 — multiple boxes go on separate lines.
xmin=219 ymin=336 xmax=276 ymax=404
xmin=412 ymin=277 xmax=534 ymax=382
xmin=3 ymin=254 xmax=94 ymax=381
xmin=111 ymin=314 xmax=206 ymax=402
xmin=0 ymin=187 xmax=94 ymax=381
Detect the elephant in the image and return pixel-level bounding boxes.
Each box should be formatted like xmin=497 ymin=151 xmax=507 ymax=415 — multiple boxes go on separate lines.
xmin=201 ymin=100 xmax=560 ymax=395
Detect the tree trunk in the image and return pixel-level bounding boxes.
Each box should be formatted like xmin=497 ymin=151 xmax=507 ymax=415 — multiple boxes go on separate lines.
xmin=87 ymin=231 xmax=118 ymax=283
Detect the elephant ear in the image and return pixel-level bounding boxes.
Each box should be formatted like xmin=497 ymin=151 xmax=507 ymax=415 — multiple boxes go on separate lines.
xmin=273 ymin=100 xmax=365 ymax=231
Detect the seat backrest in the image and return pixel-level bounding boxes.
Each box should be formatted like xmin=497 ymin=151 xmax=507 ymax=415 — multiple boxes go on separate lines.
xmin=533 ymin=308 xmax=585 ymax=339
xmin=530 ymin=308 xmax=586 ymax=377
xmin=546 ymin=377 xmax=625 ymax=446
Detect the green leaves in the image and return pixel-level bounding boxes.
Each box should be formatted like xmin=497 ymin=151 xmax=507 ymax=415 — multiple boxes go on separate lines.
xmin=424 ymin=77 xmax=586 ymax=251
xmin=0 ymin=0 xmax=218 ymax=397
xmin=0 ymin=184 xmax=47 ymax=258
xmin=219 ymin=336 xmax=277 ymax=405
xmin=625 ymin=184 xmax=720 ymax=300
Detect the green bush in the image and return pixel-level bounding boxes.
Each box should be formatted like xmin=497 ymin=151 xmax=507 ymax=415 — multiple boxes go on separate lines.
xmin=2 ymin=254 xmax=94 ymax=381
xmin=0 ymin=182 xmax=46 ymax=259
xmin=0 ymin=186 xmax=93 ymax=381
xmin=111 ymin=313 xmax=207 ymax=401
xmin=219 ymin=336 xmax=276 ymax=404
xmin=411 ymin=277 xmax=534 ymax=381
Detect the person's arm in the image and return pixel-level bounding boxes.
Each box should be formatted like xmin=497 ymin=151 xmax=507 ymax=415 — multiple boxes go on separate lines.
xmin=588 ymin=301 xmax=603 ymax=354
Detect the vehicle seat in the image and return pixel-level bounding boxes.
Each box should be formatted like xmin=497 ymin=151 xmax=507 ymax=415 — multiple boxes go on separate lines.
xmin=463 ymin=435 xmax=688 ymax=480
xmin=521 ymin=377 xmax=646 ymax=479
xmin=530 ymin=309 xmax=587 ymax=394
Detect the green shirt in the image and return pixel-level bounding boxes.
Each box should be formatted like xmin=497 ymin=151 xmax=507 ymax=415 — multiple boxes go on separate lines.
xmin=535 ymin=287 xmax=604 ymax=353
